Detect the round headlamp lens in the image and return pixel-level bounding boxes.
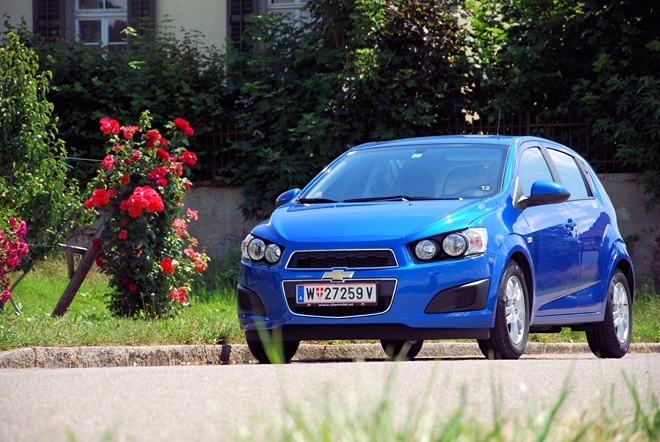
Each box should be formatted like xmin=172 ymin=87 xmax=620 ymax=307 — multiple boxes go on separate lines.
xmin=415 ymin=239 xmax=438 ymax=260
xmin=265 ymin=243 xmax=282 ymax=263
xmin=443 ymin=233 xmax=468 ymax=256
xmin=247 ymin=238 xmax=266 ymax=261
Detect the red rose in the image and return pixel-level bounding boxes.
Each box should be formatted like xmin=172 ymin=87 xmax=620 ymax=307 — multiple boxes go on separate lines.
xmin=118 ymin=230 xmax=128 ymax=240
xmin=120 ymin=125 xmax=139 ymax=139
xmin=156 ymin=148 xmax=170 ymax=161
xmin=85 ymin=189 xmax=113 ymax=208
xmin=185 ymin=126 xmax=194 ymax=137
xmin=145 ymin=130 xmax=166 ymax=148
xmin=173 ymin=118 xmax=189 ymax=131
xmin=160 ymin=257 xmax=176 ymax=274
xmin=132 ymin=151 xmax=141 ymax=160
xmin=101 ymin=154 xmax=117 ymax=171
xmin=100 ymin=117 xmax=120 ymax=135
xmin=181 ymin=151 xmax=197 ymax=166
xmin=92 ymin=238 xmax=103 ymax=251
xmin=129 ymin=284 xmax=137 ymax=292
xmin=156 ymin=178 xmax=167 ymax=187
xmin=119 ymin=185 xmax=165 ymax=217
xmin=95 ymin=255 xmax=104 ymax=267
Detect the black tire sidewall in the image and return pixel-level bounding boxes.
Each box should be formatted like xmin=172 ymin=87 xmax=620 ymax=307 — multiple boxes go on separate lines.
xmin=493 ymin=262 xmax=530 ymax=358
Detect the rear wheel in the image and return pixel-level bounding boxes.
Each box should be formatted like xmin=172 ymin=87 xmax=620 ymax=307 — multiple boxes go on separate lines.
xmin=246 ymin=338 xmax=300 ymax=364
xmin=478 ymin=261 xmax=529 ymax=360
xmin=380 ymin=339 xmax=424 ymax=360
xmin=586 ymin=269 xmax=632 ymax=358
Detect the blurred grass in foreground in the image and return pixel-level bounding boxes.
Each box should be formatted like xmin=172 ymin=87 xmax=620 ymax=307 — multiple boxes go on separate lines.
xmin=234 ymin=371 xmax=659 ymax=442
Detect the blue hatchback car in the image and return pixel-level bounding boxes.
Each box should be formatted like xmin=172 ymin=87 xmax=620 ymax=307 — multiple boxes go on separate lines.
xmin=237 ymin=135 xmax=634 ymax=362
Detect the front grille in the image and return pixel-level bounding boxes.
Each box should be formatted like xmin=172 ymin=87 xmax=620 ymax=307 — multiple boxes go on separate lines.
xmin=283 ymin=279 xmax=397 ymax=317
xmin=286 ymin=249 xmax=397 ymax=269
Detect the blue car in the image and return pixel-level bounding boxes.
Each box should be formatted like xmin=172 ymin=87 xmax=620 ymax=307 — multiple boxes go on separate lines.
xmin=238 ymin=135 xmax=634 ymax=362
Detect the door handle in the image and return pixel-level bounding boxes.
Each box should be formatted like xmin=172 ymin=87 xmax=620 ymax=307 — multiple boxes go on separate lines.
xmin=565 ymin=219 xmax=576 ymax=232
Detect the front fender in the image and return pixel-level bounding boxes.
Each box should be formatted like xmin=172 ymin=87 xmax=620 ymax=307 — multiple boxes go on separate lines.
xmin=492 ymin=233 xmax=536 ymax=315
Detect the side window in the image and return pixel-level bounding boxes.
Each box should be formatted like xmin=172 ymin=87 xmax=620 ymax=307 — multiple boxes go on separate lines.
xmin=518 ymin=148 xmax=553 ymax=196
xmin=548 ymin=149 xmax=590 ymax=200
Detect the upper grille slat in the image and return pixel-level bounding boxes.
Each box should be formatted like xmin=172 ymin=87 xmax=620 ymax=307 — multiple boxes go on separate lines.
xmin=286 ymin=249 xmax=397 ymax=269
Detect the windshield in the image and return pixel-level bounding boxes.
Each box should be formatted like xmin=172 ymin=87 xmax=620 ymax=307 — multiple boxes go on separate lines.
xmin=301 ymin=144 xmax=507 ymax=202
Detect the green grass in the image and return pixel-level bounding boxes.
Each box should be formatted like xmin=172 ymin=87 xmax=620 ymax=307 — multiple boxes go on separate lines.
xmin=1 ymin=258 xmax=659 ymax=351
xmin=234 ymin=371 xmax=660 ymax=442
xmin=0 ymin=257 xmax=242 ymax=351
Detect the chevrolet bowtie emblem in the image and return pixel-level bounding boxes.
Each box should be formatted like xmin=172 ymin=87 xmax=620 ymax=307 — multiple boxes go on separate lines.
xmin=322 ymin=269 xmax=355 ymax=281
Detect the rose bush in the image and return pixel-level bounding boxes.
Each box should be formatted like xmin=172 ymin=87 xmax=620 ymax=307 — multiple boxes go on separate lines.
xmin=0 ymin=218 xmax=29 ymax=303
xmin=85 ymin=111 xmax=209 ymax=317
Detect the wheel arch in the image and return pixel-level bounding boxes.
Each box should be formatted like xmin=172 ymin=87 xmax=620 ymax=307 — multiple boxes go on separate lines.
xmin=615 ymin=257 xmax=635 ymax=301
xmin=510 ymin=250 xmax=534 ymax=312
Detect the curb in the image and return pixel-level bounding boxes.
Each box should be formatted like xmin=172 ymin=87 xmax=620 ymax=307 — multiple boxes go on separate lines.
xmin=1 ymin=342 xmax=659 ymax=369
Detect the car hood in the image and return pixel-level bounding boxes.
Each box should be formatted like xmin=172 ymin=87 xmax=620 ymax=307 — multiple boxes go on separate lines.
xmin=255 ymin=200 xmax=497 ymax=244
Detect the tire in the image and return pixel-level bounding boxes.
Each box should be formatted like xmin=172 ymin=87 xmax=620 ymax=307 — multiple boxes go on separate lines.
xmin=478 ymin=261 xmax=529 ymax=360
xmin=586 ymin=269 xmax=632 ymax=359
xmin=246 ymin=337 xmax=300 ymax=364
xmin=380 ymin=339 xmax=424 ymax=360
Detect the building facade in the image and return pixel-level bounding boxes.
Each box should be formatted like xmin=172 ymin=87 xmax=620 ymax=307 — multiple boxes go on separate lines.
xmin=1 ymin=0 xmax=309 ymax=52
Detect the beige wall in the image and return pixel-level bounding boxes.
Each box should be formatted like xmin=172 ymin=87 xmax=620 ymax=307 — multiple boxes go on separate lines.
xmin=1 ymin=1 xmax=32 ymax=30
xmin=157 ymin=0 xmax=228 ymax=52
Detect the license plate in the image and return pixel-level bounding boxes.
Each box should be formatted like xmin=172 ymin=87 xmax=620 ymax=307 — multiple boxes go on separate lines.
xmin=295 ymin=283 xmax=377 ymax=305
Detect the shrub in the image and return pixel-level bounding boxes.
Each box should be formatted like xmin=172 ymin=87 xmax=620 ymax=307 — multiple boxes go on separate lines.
xmin=84 ymin=111 xmax=209 ymax=317
xmin=0 ymin=32 xmax=84 ymax=301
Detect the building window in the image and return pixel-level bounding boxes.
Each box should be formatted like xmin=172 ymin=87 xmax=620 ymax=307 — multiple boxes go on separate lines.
xmin=75 ymin=0 xmax=128 ymax=50
xmin=267 ymin=0 xmax=309 ymax=20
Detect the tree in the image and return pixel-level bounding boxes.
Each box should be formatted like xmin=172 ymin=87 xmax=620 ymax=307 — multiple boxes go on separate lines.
xmin=469 ymin=0 xmax=660 ymax=208
xmin=0 ymin=32 xmax=84 ymax=308
xmin=229 ymin=0 xmax=475 ymax=219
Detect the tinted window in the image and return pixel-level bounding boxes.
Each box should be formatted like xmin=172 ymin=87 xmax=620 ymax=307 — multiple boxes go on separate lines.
xmin=518 ymin=148 xmax=553 ymax=196
xmin=548 ymin=149 xmax=590 ymax=200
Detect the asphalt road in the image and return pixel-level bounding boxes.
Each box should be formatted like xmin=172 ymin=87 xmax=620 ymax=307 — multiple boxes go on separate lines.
xmin=1 ymin=353 xmax=659 ymax=441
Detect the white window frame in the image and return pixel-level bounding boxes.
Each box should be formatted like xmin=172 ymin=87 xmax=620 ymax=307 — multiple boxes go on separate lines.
xmin=75 ymin=1 xmax=128 ymax=49
xmin=267 ymin=0 xmax=310 ymax=21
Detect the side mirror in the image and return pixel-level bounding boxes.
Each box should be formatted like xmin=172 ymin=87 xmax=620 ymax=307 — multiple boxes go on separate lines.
xmin=275 ymin=188 xmax=301 ymax=208
xmin=517 ymin=180 xmax=570 ymax=209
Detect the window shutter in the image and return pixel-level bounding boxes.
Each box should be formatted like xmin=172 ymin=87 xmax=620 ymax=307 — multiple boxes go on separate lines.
xmin=33 ymin=0 xmax=66 ymax=42
xmin=229 ymin=0 xmax=258 ymax=53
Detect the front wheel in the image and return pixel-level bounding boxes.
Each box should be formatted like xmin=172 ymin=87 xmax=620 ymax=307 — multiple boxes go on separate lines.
xmin=246 ymin=338 xmax=300 ymax=364
xmin=380 ymin=339 xmax=424 ymax=360
xmin=478 ymin=261 xmax=529 ymax=360
xmin=586 ymin=269 xmax=632 ymax=358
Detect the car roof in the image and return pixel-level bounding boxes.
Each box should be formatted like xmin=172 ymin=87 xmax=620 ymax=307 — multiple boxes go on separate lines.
xmin=352 ymin=135 xmax=540 ymax=151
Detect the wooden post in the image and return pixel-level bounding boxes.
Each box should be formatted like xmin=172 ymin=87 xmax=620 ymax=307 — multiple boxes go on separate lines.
xmin=52 ymin=215 xmax=106 ymax=317
xmin=56 ymin=245 xmax=87 ymax=279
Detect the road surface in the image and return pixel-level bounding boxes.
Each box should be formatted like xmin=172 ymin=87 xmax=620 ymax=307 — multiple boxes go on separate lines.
xmin=1 ymin=353 xmax=658 ymax=441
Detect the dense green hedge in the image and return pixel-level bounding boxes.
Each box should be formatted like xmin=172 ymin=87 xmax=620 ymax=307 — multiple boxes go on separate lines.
xmin=3 ymin=0 xmax=659 ymax=219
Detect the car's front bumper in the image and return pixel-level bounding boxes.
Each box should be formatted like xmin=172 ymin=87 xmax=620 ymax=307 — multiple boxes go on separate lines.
xmin=237 ymin=243 xmax=500 ymax=341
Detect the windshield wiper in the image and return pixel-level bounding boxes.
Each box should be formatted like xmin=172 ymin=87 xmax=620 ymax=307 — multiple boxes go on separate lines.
xmin=297 ymin=197 xmax=339 ymax=204
xmin=343 ymin=195 xmax=461 ymax=203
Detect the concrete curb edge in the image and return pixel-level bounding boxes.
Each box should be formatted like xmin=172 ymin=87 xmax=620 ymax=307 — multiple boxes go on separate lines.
xmin=1 ymin=342 xmax=659 ymax=369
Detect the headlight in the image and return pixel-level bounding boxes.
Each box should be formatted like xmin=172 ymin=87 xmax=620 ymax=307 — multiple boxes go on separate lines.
xmin=411 ymin=228 xmax=488 ymax=262
xmin=241 ymin=234 xmax=254 ymax=260
xmin=241 ymin=234 xmax=284 ymax=264
xmin=415 ymin=239 xmax=438 ymax=260
xmin=442 ymin=233 xmax=467 ymax=256
xmin=463 ymin=227 xmax=487 ymax=255
xmin=265 ymin=243 xmax=281 ymax=263
xmin=248 ymin=238 xmax=266 ymax=261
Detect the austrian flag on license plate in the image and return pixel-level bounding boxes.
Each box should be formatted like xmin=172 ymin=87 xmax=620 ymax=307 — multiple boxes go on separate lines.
xmin=296 ymin=283 xmax=377 ymax=305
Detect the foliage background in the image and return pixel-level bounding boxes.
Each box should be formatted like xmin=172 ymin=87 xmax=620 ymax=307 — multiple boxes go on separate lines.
xmin=2 ymin=0 xmax=659 ymax=218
